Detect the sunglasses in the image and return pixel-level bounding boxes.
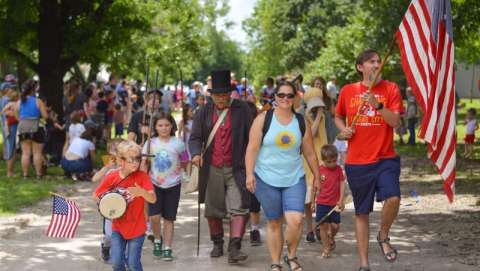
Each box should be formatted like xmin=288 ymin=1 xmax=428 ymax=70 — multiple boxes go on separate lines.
xmin=276 ymin=93 xmax=295 ymax=99
xmin=121 ymin=156 xmax=142 ymax=163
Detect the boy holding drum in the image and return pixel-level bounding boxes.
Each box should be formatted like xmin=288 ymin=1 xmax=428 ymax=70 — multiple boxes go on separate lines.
xmin=94 ymin=140 xmax=156 ymax=271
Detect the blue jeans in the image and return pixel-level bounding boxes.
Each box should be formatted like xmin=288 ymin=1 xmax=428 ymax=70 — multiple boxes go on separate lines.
xmin=61 ymin=157 xmax=92 ymax=173
xmin=254 ymin=173 xmax=306 ymax=220
xmin=111 ymin=231 xmax=145 ymax=271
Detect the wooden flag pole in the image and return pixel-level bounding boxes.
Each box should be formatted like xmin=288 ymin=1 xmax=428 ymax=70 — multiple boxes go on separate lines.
xmin=349 ymin=37 xmax=397 ymax=128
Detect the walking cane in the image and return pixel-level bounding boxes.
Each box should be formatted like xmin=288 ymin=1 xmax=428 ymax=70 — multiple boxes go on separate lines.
xmin=197 ymin=198 xmax=200 ymax=256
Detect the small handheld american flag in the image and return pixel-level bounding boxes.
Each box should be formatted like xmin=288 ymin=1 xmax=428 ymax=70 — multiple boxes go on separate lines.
xmin=45 ymin=194 xmax=81 ymax=238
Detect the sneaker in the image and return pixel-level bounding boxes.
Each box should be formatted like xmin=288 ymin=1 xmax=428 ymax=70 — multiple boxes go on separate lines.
xmin=153 ymin=241 xmax=162 ymax=257
xmin=101 ymin=243 xmax=110 ymax=262
xmin=163 ymin=249 xmax=173 ymax=261
xmin=306 ymin=231 xmax=316 ymax=243
xmin=250 ymin=229 xmax=261 ymax=246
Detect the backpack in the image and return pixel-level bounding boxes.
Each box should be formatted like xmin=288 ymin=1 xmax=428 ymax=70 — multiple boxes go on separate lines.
xmin=261 ymin=109 xmax=306 ymax=149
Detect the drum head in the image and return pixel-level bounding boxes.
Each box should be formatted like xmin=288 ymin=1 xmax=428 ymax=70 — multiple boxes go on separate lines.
xmin=99 ymin=192 xmax=127 ymax=219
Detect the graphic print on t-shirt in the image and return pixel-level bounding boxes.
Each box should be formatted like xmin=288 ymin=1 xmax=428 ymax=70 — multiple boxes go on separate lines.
xmin=275 ymin=130 xmax=296 ymax=148
xmin=348 ymin=93 xmax=387 ymax=127
xmin=152 ymin=149 xmax=177 ymax=185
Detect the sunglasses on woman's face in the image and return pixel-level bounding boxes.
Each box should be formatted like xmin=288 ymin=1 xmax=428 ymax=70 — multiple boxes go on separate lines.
xmin=276 ymin=93 xmax=295 ymax=99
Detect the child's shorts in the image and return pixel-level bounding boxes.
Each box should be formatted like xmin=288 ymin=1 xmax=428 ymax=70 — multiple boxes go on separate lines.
xmin=115 ymin=123 xmax=124 ymax=136
xmin=315 ymin=204 xmax=340 ymax=224
xmin=148 ymin=184 xmax=181 ymax=220
xmin=345 ymin=157 xmax=401 ymax=215
xmin=464 ymin=134 xmax=475 ymax=144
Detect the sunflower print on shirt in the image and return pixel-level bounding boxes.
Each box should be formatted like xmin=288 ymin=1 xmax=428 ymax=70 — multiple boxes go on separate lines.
xmin=274 ymin=130 xmax=296 ymax=148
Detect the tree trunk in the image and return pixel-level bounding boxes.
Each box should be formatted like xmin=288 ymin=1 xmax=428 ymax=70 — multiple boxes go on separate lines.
xmin=38 ymin=0 xmax=64 ymax=119
xmin=16 ymin=58 xmax=28 ymax=86
xmin=87 ymin=62 xmax=100 ymax=83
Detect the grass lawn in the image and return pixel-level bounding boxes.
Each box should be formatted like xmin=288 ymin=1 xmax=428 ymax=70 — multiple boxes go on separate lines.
xmin=0 ymin=161 xmax=74 ymax=216
xmin=0 ymin=144 xmax=107 ymax=216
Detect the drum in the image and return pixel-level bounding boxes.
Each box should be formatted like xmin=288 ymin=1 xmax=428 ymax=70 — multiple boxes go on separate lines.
xmin=98 ymin=192 xmax=127 ymax=219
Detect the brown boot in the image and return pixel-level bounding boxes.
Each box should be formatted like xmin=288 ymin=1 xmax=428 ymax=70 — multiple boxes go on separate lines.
xmin=228 ymin=238 xmax=248 ymax=264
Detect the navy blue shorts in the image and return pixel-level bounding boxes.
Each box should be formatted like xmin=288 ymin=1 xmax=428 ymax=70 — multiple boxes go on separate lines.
xmin=315 ymin=204 xmax=340 ymax=224
xmin=345 ymin=157 xmax=401 ymax=215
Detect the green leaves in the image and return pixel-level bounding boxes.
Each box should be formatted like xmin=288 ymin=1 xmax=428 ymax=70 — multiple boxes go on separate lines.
xmin=246 ymin=0 xmax=480 ymax=87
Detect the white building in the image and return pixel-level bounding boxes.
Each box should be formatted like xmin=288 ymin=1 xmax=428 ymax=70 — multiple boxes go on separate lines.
xmin=456 ymin=64 xmax=480 ymax=98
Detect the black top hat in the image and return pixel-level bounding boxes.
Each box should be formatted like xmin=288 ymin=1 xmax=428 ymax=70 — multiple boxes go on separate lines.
xmin=210 ymin=70 xmax=233 ymax=94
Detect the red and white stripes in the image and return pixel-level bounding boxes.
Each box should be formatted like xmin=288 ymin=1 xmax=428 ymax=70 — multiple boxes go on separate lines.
xmin=396 ymin=0 xmax=456 ymax=202
xmin=46 ymin=196 xmax=81 ymax=238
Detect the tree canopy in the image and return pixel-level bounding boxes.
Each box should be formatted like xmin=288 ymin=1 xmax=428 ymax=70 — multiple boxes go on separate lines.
xmin=245 ymin=0 xmax=480 ymax=89
xmin=0 ymin=0 xmax=245 ymax=116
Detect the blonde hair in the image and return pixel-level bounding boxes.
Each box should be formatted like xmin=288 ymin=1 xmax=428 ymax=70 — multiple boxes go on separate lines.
xmin=107 ymin=138 xmax=125 ymax=155
xmin=116 ymin=140 xmax=141 ymax=159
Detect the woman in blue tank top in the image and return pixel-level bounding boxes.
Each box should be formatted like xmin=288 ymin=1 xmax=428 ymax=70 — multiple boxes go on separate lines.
xmin=245 ymin=80 xmax=321 ymax=271
xmin=15 ymin=80 xmax=49 ymax=178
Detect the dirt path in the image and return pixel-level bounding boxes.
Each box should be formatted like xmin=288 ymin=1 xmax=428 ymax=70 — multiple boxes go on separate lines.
xmin=1 ymin=170 xmax=479 ymax=271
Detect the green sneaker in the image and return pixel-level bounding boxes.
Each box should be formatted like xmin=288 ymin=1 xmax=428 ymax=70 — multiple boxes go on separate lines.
xmin=163 ymin=249 xmax=173 ymax=261
xmin=153 ymin=241 xmax=162 ymax=257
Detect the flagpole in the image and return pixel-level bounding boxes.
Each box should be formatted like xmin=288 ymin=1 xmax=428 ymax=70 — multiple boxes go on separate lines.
xmin=49 ymin=191 xmax=71 ymax=200
xmin=349 ymin=35 xmax=398 ymax=128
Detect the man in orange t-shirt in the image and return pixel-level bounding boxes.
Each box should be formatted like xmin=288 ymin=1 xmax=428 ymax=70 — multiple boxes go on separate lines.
xmin=335 ymin=49 xmax=404 ymax=271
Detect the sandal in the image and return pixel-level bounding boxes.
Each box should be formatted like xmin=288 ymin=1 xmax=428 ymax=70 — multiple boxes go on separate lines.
xmin=377 ymin=232 xmax=398 ymax=262
xmin=358 ymin=267 xmax=370 ymax=271
xmin=283 ymin=256 xmax=303 ymax=271
xmin=321 ymin=249 xmax=331 ymax=258
xmin=270 ymin=263 xmax=282 ymax=271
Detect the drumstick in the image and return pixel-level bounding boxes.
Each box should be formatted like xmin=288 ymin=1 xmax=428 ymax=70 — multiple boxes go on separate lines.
xmin=315 ymin=206 xmax=340 ymax=229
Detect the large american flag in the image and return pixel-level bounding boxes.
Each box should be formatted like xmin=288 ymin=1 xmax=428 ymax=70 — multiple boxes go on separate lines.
xmin=396 ymin=0 xmax=456 ymax=202
xmin=45 ymin=195 xmax=81 ymax=238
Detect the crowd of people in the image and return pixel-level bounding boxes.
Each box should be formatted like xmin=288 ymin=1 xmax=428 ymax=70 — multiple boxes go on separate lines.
xmin=0 ymin=48 xmax=478 ymax=271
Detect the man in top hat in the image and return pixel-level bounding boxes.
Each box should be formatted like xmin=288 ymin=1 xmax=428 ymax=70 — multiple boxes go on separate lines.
xmin=189 ymin=70 xmax=254 ymax=264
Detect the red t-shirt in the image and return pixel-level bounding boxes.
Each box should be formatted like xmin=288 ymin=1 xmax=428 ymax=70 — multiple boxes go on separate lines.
xmin=211 ymin=110 xmax=233 ymax=167
xmin=316 ymin=165 xmax=345 ymax=206
xmin=335 ymin=80 xmax=404 ymax=164
xmin=95 ymin=169 xmax=154 ymax=240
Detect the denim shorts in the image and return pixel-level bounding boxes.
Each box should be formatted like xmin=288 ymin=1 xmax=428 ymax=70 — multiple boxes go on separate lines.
xmin=254 ymin=173 xmax=306 ymax=220
xmin=345 ymin=157 xmax=401 ymax=215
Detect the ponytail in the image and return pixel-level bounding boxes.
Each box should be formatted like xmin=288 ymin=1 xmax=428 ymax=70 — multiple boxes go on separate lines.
xmin=21 ymin=79 xmax=37 ymax=103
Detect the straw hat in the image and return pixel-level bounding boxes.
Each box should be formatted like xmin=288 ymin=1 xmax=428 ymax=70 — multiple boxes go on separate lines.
xmin=306 ymin=96 xmax=325 ymax=113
